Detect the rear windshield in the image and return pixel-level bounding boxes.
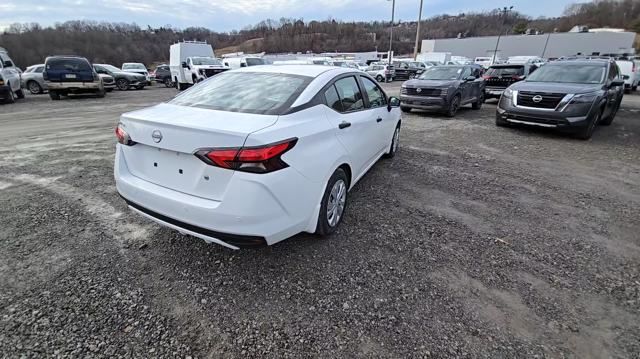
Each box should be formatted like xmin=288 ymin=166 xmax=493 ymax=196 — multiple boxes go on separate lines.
xmin=122 ymin=63 xmax=145 ymax=70
xmin=170 ymin=72 xmax=311 ymax=115
xmin=419 ymin=67 xmax=463 ymax=80
xmin=526 ymin=64 xmax=605 ymax=84
xmin=485 ymin=66 xmax=525 ymax=77
xmin=246 ymin=58 xmax=265 ymax=66
xmin=46 ymin=58 xmax=92 ymax=71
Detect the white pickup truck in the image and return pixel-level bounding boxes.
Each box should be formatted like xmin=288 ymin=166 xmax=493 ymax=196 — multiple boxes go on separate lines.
xmin=170 ymin=41 xmax=229 ymax=90
xmin=615 ymin=59 xmax=639 ymax=92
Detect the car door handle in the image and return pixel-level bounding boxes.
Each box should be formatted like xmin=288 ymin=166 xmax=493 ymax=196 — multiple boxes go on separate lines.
xmin=376 ymin=117 xmax=383 ymax=123
xmin=338 ymin=122 xmax=351 ymax=129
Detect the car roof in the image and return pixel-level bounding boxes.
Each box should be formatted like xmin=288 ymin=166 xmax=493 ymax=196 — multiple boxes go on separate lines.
xmin=551 ymin=60 xmax=608 ymax=66
xmin=234 ymin=64 xmax=352 ymax=78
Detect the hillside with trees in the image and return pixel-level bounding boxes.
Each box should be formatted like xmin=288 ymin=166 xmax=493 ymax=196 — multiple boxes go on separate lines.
xmin=1 ymin=0 xmax=638 ymax=68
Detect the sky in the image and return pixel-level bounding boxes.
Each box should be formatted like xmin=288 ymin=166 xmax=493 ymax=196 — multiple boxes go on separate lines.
xmin=0 ymin=0 xmax=580 ymax=32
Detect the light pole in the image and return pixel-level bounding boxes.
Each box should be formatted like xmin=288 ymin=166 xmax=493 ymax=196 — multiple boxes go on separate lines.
xmin=413 ymin=0 xmax=424 ymax=60
xmin=491 ymin=6 xmax=513 ymax=65
xmin=388 ymin=0 xmax=395 ymax=66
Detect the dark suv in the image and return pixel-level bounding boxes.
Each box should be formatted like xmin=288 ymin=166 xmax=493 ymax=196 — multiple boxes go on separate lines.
xmin=392 ymin=61 xmax=424 ymax=80
xmin=496 ymin=59 xmax=625 ymax=140
xmin=43 ymin=56 xmax=105 ymax=100
xmin=483 ymin=63 xmax=538 ymax=99
xmin=400 ymin=65 xmax=485 ymax=117
xmin=153 ymin=65 xmax=172 ymax=87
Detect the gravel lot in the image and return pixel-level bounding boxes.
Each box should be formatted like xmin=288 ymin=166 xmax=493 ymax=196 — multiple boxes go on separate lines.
xmin=1 ymin=84 xmax=639 ymax=358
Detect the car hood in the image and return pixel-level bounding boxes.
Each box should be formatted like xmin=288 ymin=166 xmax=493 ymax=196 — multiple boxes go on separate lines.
xmin=403 ymin=79 xmax=458 ymax=87
xmin=512 ymin=81 xmax=602 ymax=94
xmin=124 ymin=69 xmax=147 ymax=74
xmin=113 ymin=70 xmax=144 ymax=78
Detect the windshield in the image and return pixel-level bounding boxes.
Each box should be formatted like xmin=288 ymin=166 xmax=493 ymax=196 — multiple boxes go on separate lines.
xmin=99 ymin=64 xmax=121 ymax=72
xmin=419 ymin=67 xmax=463 ymax=80
xmin=246 ymin=58 xmax=265 ymax=66
xmin=170 ymin=72 xmax=311 ymax=115
xmin=122 ymin=63 xmax=145 ymax=70
xmin=485 ymin=66 xmax=524 ymax=77
xmin=526 ymin=64 xmax=605 ymax=84
xmin=191 ymin=57 xmax=222 ymax=66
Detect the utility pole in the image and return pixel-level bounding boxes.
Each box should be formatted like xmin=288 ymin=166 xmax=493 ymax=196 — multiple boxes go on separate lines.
xmin=388 ymin=0 xmax=395 ymax=66
xmin=413 ymin=0 xmax=424 ymax=60
xmin=491 ymin=6 xmax=513 ymax=65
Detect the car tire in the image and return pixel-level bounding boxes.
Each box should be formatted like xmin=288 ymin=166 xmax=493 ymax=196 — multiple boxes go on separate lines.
xmin=400 ymin=106 xmax=411 ymax=113
xmin=164 ymin=78 xmax=173 ymax=88
xmin=116 ymin=79 xmax=130 ymax=91
xmin=49 ymin=91 xmax=60 ymax=101
xmin=472 ymin=93 xmax=484 ymax=110
xmin=27 ymin=81 xmax=43 ymax=95
xmin=575 ymin=107 xmax=602 ymax=140
xmin=376 ymin=75 xmax=384 ymax=82
xmin=384 ymin=124 xmax=401 ymax=159
xmin=96 ymin=88 xmax=106 ymax=98
xmin=445 ymin=95 xmax=461 ymax=117
xmin=15 ymin=89 xmax=25 ymax=99
xmin=632 ymin=85 xmax=638 ymax=92
xmin=600 ymin=102 xmax=619 ymax=126
xmin=4 ymin=87 xmax=15 ymax=104
xmin=315 ymin=168 xmax=349 ymax=236
xmin=178 ymin=82 xmax=189 ymax=91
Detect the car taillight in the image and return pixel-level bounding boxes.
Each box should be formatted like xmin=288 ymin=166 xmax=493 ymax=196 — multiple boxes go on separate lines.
xmin=115 ymin=124 xmax=136 ymax=146
xmin=482 ymin=75 xmax=491 ymax=80
xmin=195 ymin=138 xmax=297 ymax=174
xmin=514 ymin=75 xmax=525 ymax=80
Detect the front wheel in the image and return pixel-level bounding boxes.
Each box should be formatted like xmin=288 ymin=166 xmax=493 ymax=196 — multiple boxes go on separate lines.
xmin=600 ymin=102 xmax=619 ymax=126
xmin=575 ymin=108 xmax=601 ymax=140
xmin=116 ymin=79 xmax=130 ymax=91
xmin=16 ymin=89 xmax=25 ymax=99
xmin=4 ymin=88 xmax=15 ymax=104
xmin=163 ymin=78 xmax=173 ymax=88
xmin=472 ymin=93 xmax=484 ymax=110
xmin=28 ymin=81 xmax=43 ymax=94
xmin=446 ymin=95 xmax=461 ymax=117
xmin=315 ymin=168 xmax=348 ymax=236
xmin=376 ymin=75 xmax=384 ymax=82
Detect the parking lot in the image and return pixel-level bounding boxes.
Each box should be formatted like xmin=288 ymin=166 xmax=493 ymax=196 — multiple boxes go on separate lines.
xmin=1 ymin=84 xmax=639 ymax=357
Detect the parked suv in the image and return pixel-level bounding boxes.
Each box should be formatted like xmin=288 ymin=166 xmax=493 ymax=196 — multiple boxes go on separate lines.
xmin=400 ymin=65 xmax=485 ymax=117
xmin=496 ymin=59 xmax=624 ymax=140
xmin=392 ymin=61 xmax=424 ymax=80
xmin=152 ymin=65 xmax=172 ymax=87
xmin=366 ymin=64 xmax=395 ymax=82
xmin=94 ymin=64 xmax=146 ymax=91
xmin=0 ymin=47 xmax=25 ymax=103
xmin=483 ymin=63 xmax=539 ymax=99
xmin=43 ymin=56 xmax=106 ymax=100
xmin=121 ymin=63 xmax=150 ymax=85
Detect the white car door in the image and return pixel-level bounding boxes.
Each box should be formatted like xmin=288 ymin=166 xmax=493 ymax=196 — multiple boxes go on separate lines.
xmin=359 ymin=75 xmax=394 ymax=153
xmin=323 ymin=75 xmax=380 ymax=179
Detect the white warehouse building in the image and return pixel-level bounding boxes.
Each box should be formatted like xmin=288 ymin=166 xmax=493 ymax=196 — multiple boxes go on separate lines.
xmin=421 ymin=31 xmax=637 ymax=59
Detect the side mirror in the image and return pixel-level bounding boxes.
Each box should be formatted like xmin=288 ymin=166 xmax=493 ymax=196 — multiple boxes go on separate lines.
xmin=3 ymin=60 xmax=13 ymax=67
xmin=610 ymin=79 xmax=625 ymax=88
xmin=465 ymin=76 xmax=476 ymax=82
xmin=181 ymin=62 xmax=188 ymax=68
xmin=388 ymin=97 xmax=400 ymax=111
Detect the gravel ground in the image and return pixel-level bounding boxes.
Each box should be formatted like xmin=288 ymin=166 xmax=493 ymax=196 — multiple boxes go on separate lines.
xmin=0 ymin=84 xmax=639 ymax=358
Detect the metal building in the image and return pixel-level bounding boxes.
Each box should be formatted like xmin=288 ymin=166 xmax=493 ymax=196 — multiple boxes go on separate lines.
xmin=421 ymin=31 xmax=636 ymax=59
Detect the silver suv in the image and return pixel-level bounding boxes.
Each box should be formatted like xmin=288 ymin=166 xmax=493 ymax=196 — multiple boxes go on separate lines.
xmin=0 ymin=47 xmax=25 ymax=103
xmin=365 ymin=64 xmax=395 ymax=82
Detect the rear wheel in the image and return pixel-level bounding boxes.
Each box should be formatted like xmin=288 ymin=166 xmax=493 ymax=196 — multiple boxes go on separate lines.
xmin=177 ymin=82 xmax=189 ymax=91
xmin=472 ymin=93 xmax=484 ymax=110
xmin=376 ymin=75 xmax=384 ymax=82
xmin=163 ymin=78 xmax=173 ymax=88
xmin=4 ymin=87 xmax=15 ymax=104
xmin=49 ymin=91 xmax=60 ymax=101
xmin=445 ymin=95 xmax=461 ymax=117
xmin=15 ymin=89 xmax=25 ymax=99
xmin=116 ymin=79 xmax=130 ymax=91
xmin=384 ymin=124 xmax=401 ymax=159
xmin=315 ymin=168 xmax=348 ymax=236
xmin=27 ymin=81 xmax=42 ymax=94
xmin=600 ymin=101 xmax=620 ymax=126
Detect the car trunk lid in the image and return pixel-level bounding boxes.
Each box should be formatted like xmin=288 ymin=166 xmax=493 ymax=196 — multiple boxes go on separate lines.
xmin=118 ymin=103 xmax=278 ymax=201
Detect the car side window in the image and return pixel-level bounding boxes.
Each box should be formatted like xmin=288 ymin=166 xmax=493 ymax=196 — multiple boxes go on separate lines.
xmin=361 ymin=77 xmax=387 ymax=108
xmin=333 ymin=76 xmax=365 ymax=112
xmin=324 ymin=85 xmax=343 ymax=112
xmin=460 ymin=67 xmax=472 ymax=79
xmin=608 ymin=64 xmax=619 ymax=80
xmin=35 ymin=66 xmax=44 ymax=73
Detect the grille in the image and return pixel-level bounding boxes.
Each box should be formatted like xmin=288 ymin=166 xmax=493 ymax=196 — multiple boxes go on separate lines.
xmin=202 ymin=69 xmax=227 ymax=77
xmin=401 ymin=87 xmax=443 ymax=97
xmin=517 ymin=91 xmax=565 ymax=109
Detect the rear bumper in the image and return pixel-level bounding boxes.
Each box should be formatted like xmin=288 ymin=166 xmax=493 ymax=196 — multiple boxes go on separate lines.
xmin=46 ymin=81 xmax=102 ymax=92
xmin=0 ymin=85 xmax=12 ymax=100
xmin=114 ymin=145 xmax=317 ymax=248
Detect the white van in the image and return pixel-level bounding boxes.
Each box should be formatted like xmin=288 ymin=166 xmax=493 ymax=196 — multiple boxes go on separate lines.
xmin=170 ymin=41 xmax=229 ymax=90
xmin=222 ymin=56 xmax=266 ymax=69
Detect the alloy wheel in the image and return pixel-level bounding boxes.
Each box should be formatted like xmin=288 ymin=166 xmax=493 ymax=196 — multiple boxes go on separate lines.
xmin=326 ymin=179 xmax=347 ymax=227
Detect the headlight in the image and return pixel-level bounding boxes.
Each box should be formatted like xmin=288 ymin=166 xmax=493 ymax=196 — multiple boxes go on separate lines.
xmin=503 ymin=87 xmax=514 ymax=98
xmin=570 ymin=92 xmax=598 ymax=104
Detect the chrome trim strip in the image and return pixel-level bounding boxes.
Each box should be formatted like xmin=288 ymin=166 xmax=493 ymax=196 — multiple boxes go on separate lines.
xmin=505 ymin=118 xmax=558 ymax=128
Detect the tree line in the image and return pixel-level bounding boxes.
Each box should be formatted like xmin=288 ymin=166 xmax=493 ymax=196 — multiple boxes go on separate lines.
xmin=1 ymin=0 xmax=638 ymax=69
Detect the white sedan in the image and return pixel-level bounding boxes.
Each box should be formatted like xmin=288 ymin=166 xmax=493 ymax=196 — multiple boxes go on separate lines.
xmin=114 ymin=65 xmax=402 ymax=249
